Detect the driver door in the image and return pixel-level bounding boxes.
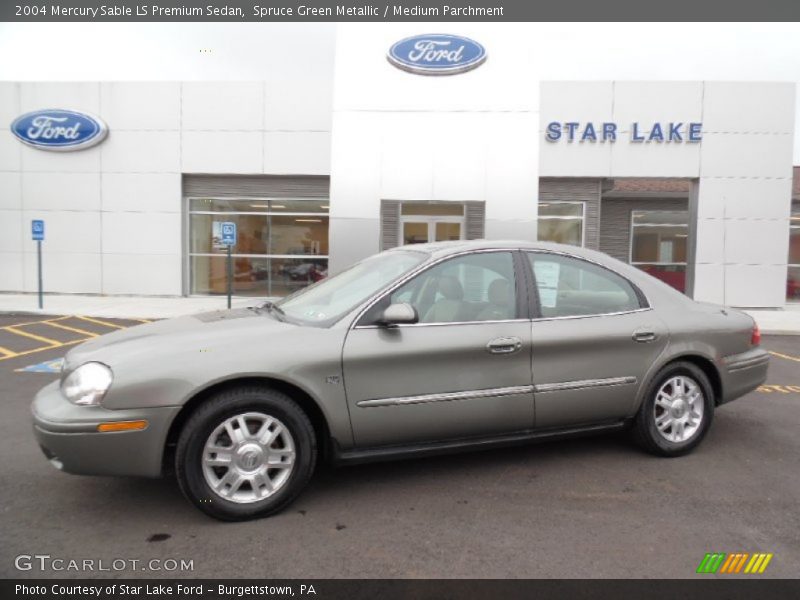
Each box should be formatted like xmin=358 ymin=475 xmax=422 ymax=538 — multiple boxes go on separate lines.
xmin=342 ymin=250 xmax=534 ymax=448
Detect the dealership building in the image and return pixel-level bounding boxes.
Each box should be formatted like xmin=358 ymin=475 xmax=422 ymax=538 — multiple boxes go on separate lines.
xmin=1 ymin=27 xmax=798 ymax=307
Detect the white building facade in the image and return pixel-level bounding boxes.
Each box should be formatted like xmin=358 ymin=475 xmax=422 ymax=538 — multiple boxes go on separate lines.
xmin=1 ymin=26 xmax=798 ymax=307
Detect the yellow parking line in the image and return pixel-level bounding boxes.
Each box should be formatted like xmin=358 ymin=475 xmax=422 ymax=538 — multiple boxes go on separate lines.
xmin=0 ymin=338 xmax=86 ymax=362
xmin=74 ymin=315 xmax=126 ymax=330
xmin=5 ymin=326 xmax=62 ymax=346
xmin=0 ymin=315 xmax=71 ymax=330
xmin=43 ymin=321 xmax=99 ymax=338
xmin=0 ymin=346 xmax=16 ymax=358
xmin=769 ymin=351 xmax=800 ymax=363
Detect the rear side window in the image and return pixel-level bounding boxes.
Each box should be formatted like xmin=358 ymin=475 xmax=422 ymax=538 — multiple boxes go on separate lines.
xmin=526 ymin=253 xmax=642 ymax=318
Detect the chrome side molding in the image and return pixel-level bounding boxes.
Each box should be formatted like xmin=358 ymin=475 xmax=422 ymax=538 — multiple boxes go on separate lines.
xmin=534 ymin=376 xmax=637 ymax=393
xmin=357 ymin=385 xmax=534 ymax=408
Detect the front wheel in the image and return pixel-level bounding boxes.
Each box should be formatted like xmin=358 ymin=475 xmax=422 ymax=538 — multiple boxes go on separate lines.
xmin=175 ymin=387 xmax=316 ymax=521
xmin=632 ymin=361 xmax=715 ymax=457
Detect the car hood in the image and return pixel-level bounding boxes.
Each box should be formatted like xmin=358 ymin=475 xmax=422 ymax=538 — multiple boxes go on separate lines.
xmin=63 ymin=308 xmax=296 ymax=370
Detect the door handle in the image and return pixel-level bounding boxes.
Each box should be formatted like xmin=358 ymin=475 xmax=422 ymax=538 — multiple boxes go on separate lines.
xmin=632 ymin=330 xmax=657 ymax=343
xmin=486 ymin=336 xmax=522 ymax=354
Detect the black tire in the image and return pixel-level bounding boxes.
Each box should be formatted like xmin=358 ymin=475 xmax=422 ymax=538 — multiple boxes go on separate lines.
xmin=175 ymin=386 xmax=316 ymax=521
xmin=631 ymin=361 xmax=715 ymax=457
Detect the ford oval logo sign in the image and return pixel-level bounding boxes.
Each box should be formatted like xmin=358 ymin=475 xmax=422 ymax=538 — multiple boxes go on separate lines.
xmin=387 ymin=34 xmax=487 ymax=76
xmin=10 ymin=109 xmax=108 ymax=151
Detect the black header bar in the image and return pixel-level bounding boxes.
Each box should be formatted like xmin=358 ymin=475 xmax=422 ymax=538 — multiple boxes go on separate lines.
xmin=2 ymin=0 xmax=800 ymax=22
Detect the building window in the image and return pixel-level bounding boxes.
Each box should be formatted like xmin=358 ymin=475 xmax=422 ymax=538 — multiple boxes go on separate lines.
xmin=789 ymin=201 xmax=800 ymax=302
xmin=187 ymin=197 xmax=329 ymax=297
xmin=537 ymin=201 xmax=585 ymax=247
xmin=630 ymin=210 xmax=688 ymax=292
xmin=400 ymin=202 xmax=466 ymax=245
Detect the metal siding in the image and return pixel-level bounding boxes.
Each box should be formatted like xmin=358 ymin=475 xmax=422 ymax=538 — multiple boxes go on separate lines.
xmin=465 ymin=201 xmax=486 ymax=240
xmin=599 ymin=197 xmax=689 ymax=263
xmin=539 ymin=178 xmax=602 ymax=250
xmin=380 ymin=200 xmax=401 ymax=250
xmin=183 ymin=174 xmax=330 ymax=199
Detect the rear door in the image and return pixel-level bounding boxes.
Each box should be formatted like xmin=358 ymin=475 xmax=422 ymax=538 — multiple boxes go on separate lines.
xmin=342 ymin=250 xmax=535 ymax=448
xmin=524 ymin=252 xmax=669 ymax=428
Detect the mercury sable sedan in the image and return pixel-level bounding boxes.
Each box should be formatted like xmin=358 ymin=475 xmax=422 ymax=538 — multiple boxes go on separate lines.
xmin=32 ymin=241 xmax=769 ymax=520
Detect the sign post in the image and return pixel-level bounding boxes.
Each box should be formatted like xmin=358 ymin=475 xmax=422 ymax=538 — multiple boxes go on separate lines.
xmin=31 ymin=220 xmax=45 ymax=309
xmin=220 ymin=222 xmax=237 ymax=309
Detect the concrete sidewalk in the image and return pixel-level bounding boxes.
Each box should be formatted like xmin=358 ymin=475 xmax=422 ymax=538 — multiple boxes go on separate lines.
xmin=0 ymin=293 xmax=263 ymax=319
xmin=1 ymin=293 xmax=799 ymax=334
xmin=743 ymin=306 xmax=800 ymax=335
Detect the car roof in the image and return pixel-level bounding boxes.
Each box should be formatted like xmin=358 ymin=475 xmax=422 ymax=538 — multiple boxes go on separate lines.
xmin=393 ymin=239 xmax=598 ymax=258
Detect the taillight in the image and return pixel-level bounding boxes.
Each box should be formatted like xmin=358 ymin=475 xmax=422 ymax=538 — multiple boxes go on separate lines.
xmin=751 ymin=322 xmax=761 ymax=346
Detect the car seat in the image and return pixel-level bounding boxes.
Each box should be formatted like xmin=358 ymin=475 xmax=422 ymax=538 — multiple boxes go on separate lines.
xmin=422 ymin=276 xmax=464 ymax=323
xmin=476 ymin=278 xmax=514 ymax=321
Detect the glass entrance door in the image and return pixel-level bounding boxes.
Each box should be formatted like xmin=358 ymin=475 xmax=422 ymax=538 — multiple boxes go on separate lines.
xmin=400 ymin=202 xmax=465 ymax=245
xmin=402 ymin=220 xmax=463 ymax=244
xmin=435 ymin=222 xmax=462 ymax=241
xmin=402 ymin=221 xmax=430 ymax=245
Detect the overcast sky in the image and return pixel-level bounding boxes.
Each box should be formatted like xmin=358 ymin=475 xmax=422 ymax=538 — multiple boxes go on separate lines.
xmin=2 ymin=22 xmax=799 ymax=161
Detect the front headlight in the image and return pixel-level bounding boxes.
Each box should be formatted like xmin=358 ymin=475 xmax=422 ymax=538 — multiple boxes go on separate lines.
xmin=61 ymin=362 xmax=113 ymax=406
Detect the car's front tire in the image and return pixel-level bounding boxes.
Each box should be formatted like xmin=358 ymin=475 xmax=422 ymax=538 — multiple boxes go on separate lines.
xmin=175 ymin=386 xmax=316 ymax=521
xmin=632 ymin=361 xmax=715 ymax=457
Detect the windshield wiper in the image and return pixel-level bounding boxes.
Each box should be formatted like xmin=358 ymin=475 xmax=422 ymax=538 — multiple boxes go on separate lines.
xmin=257 ymin=300 xmax=286 ymax=320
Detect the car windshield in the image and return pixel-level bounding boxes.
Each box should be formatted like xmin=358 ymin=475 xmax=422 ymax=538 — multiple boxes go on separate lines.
xmin=275 ymin=250 xmax=428 ymax=325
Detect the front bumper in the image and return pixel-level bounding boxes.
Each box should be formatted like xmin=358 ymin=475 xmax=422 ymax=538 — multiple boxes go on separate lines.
xmin=32 ymin=381 xmax=180 ymax=478
xmin=720 ymin=347 xmax=770 ymax=405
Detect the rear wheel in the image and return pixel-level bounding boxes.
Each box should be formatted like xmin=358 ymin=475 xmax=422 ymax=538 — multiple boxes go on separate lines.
xmin=175 ymin=386 xmax=316 ymax=521
xmin=632 ymin=361 xmax=714 ymax=457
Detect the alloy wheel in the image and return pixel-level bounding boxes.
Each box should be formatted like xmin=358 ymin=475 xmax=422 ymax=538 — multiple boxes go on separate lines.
xmin=202 ymin=412 xmax=295 ymax=504
xmin=653 ymin=375 xmax=705 ymax=443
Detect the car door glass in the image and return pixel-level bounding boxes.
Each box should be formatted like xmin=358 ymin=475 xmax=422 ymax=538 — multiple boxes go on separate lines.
xmin=388 ymin=252 xmax=517 ymax=324
xmin=527 ymin=253 xmax=641 ymax=318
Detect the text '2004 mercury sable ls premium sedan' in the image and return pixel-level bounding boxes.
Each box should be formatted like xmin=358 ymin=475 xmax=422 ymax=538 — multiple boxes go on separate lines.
xmin=32 ymin=241 xmax=769 ymax=520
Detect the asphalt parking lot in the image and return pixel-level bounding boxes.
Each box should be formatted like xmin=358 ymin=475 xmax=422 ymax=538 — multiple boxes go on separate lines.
xmin=0 ymin=313 xmax=798 ymax=579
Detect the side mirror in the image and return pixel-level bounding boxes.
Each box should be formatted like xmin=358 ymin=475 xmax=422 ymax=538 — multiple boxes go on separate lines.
xmin=379 ymin=303 xmax=418 ymax=326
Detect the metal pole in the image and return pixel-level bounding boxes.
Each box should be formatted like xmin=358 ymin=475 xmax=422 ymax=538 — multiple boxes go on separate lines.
xmin=37 ymin=239 xmax=43 ymax=310
xmin=226 ymin=245 xmax=232 ymax=309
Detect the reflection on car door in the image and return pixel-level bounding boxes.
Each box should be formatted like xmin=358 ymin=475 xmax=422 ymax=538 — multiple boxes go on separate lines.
xmin=525 ymin=252 xmax=669 ymax=428
xmin=342 ymin=251 xmax=535 ymax=448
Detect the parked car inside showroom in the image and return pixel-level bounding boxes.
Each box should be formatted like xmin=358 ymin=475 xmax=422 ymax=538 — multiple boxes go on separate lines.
xmin=32 ymin=241 xmax=769 ymax=520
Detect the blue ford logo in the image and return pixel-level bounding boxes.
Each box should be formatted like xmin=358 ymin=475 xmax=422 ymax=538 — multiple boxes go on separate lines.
xmin=387 ymin=34 xmax=487 ymax=76
xmin=10 ymin=109 xmax=108 ymax=151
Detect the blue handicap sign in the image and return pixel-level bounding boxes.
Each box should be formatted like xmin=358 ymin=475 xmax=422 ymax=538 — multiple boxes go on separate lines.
xmin=221 ymin=221 xmax=236 ymax=246
xmin=32 ymin=219 xmax=45 ymax=241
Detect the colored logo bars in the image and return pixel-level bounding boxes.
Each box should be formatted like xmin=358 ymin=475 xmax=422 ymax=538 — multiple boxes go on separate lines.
xmin=696 ymin=552 xmax=773 ymax=574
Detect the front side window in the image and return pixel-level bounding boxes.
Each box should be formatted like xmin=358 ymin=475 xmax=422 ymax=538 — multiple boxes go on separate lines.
xmin=788 ymin=201 xmax=800 ymax=302
xmin=277 ymin=250 xmax=428 ymax=326
xmin=363 ymin=252 xmax=517 ymax=325
xmin=630 ymin=210 xmax=688 ymax=293
xmin=527 ymin=253 xmax=641 ymax=318
xmin=537 ymin=201 xmax=585 ymax=247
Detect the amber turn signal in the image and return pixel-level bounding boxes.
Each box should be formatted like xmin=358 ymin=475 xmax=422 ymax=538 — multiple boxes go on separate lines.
xmin=97 ymin=420 xmax=148 ymax=432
